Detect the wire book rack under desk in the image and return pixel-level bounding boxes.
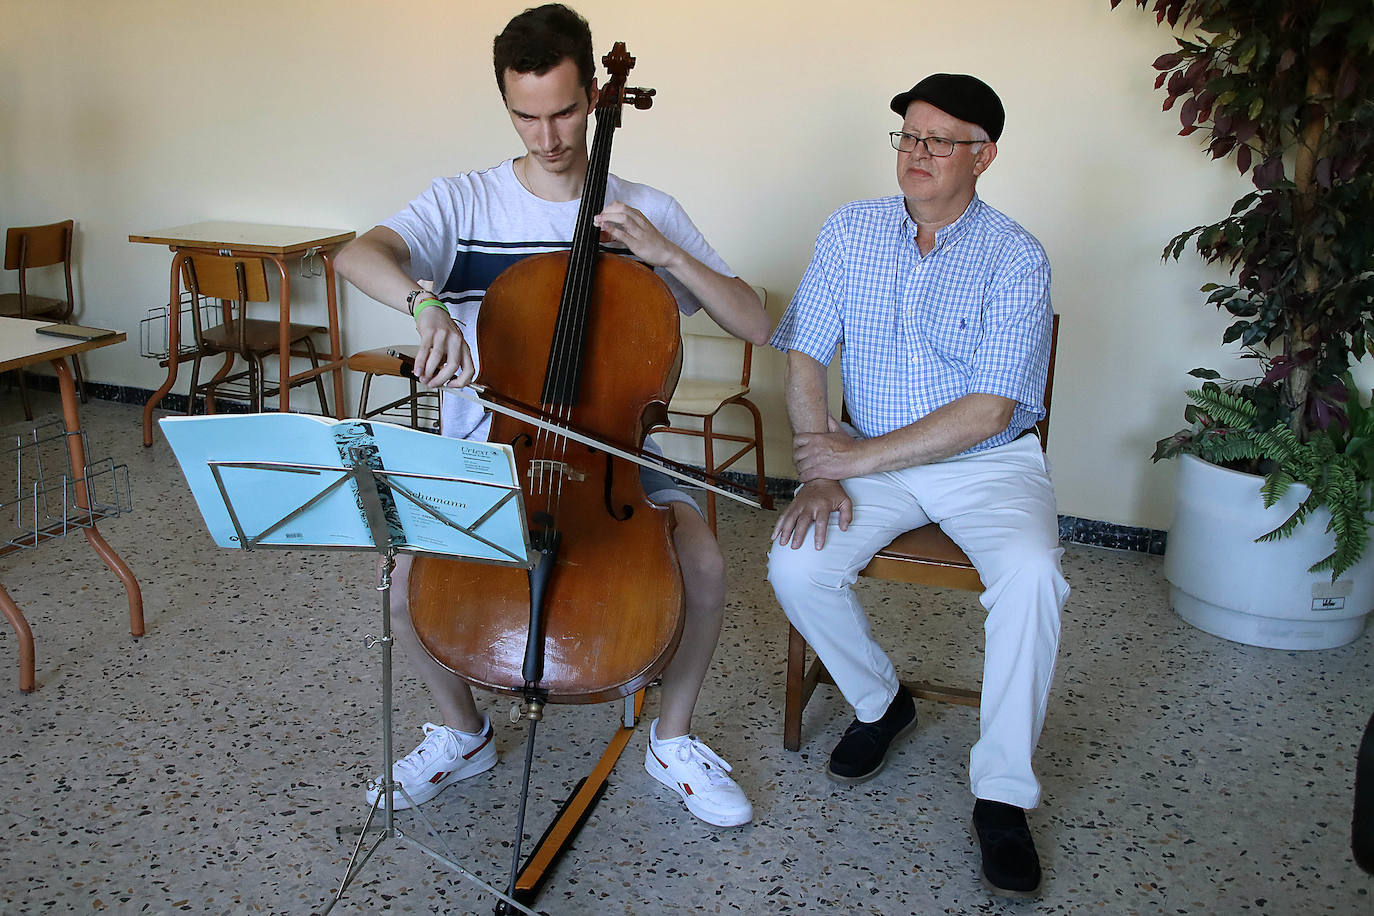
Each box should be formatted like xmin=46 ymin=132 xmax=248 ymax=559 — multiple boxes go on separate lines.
xmin=1 ymin=418 xmax=132 ymax=556
xmin=139 ymin=290 xmax=213 ymax=365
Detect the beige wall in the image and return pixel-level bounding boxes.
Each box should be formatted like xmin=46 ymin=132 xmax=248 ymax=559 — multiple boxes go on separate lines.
xmin=7 ymin=0 xmax=1348 ymax=533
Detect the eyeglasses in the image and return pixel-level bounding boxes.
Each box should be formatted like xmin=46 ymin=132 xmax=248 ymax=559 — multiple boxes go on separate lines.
xmin=888 ymin=132 xmax=983 ymax=157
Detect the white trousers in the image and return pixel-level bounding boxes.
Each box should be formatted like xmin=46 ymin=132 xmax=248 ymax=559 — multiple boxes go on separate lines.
xmin=768 ymin=435 xmax=1068 ymax=809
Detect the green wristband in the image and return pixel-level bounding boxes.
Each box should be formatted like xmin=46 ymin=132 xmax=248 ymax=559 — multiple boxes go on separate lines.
xmin=412 ymin=297 xmax=449 ymax=322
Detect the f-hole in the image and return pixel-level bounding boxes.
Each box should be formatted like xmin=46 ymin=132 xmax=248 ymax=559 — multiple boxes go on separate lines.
xmin=600 ymin=450 xmax=633 ymax=521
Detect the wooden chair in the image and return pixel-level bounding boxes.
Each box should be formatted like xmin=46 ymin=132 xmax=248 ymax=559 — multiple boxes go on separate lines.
xmin=783 ymin=315 xmax=1059 ymax=752
xmin=182 ymin=253 xmax=331 ymax=415
xmin=346 ymin=344 xmax=440 ymax=430
xmin=656 ymin=284 xmax=770 ymax=533
xmin=1 ymin=220 xmax=84 ymax=418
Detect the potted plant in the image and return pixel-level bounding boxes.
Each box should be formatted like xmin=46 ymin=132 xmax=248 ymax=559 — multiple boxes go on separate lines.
xmin=1113 ymin=0 xmax=1374 ymax=648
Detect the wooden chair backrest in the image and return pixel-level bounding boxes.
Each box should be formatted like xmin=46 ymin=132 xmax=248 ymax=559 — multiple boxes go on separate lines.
xmin=1034 ymin=313 xmax=1060 ymax=447
xmin=182 ymin=253 xmax=270 ymax=303
xmin=4 ymin=220 xmax=73 ymax=270
xmin=676 ymin=284 xmax=766 ymax=388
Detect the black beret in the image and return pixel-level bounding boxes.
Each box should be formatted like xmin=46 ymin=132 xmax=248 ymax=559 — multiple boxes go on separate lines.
xmin=889 ymin=73 xmax=1005 ymax=142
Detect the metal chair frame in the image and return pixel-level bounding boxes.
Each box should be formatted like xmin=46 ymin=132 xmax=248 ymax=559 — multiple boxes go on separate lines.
xmin=656 ymin=285 xmax=769 ymax=533
xmin=347 ymin=345 xmax=440 ymax=430
xmin=182 ymin=253 xmax=331 ymax=415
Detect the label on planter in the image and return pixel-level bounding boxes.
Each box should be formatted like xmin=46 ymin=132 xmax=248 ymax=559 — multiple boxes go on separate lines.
xmin=1310 ymin=580 xmax=1352 ymax=612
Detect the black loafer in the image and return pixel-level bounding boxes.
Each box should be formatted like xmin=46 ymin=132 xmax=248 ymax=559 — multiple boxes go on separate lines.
xmin=970 ymin=799 xmax=1042 ymax=898
xmin=826 ymin=685 xmax=916 ymax=783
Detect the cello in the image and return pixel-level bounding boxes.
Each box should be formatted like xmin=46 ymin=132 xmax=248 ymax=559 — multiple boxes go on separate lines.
xmin=404 ymin=42 xmax=692 ymax=912
xmin=407 ymin=43 xmax=685 ymax=707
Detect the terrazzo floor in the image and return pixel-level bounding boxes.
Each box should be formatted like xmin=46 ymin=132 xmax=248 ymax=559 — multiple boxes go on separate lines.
xmin=1 ymin=392 xmax=1371 ymax=915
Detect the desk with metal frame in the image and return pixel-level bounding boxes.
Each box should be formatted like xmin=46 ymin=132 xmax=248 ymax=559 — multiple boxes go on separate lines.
xmin=130 ymin=221 xmax=356 ymax=446
xmin=0 ymin=317 xmax=144 ymax=691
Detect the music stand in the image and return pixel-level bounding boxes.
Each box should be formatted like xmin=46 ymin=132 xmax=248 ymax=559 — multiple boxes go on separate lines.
xmin=160 ymin=414 xmax=540 ymax=915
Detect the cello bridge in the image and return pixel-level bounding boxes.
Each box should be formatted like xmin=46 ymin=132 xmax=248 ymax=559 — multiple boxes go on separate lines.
xmin=528 ymin=459 xmax=585 ymax=483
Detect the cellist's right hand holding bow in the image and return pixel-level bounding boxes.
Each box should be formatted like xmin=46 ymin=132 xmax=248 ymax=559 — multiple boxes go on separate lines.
xmin=414 ymin=306 xmax=476 ymax=389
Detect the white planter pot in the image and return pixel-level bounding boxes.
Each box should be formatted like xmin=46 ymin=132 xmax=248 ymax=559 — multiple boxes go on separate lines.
xmin=1165 ymin=453 xmax=1374 ymax=650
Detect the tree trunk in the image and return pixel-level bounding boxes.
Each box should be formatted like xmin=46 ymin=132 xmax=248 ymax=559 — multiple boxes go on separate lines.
xmin=1286 ymin=59 xmax=1333 ymax=441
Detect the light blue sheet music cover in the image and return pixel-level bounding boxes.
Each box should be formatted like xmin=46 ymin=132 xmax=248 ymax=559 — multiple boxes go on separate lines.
xmin=160 ymin=414 xmax=527 ymax=564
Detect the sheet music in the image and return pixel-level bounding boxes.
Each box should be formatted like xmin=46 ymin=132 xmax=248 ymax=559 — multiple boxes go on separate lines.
xmin=160 ymin=414 xmax=527 ymax=563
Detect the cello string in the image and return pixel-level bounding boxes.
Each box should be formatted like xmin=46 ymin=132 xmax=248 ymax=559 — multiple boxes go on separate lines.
xmin=547 ymin=102 xmax=611 ymax=424
xmin=544 ymin=108 xmax=603 ymax=421
xmin=560 ymin=108 xmax=617 ymax=517
xmin=530 ymin=67 xmax=631 ymax=534
xmin=544 ymin=99 xmax=616 ymax=528
xmin=536 ymin=99 xmax=610 ymax=514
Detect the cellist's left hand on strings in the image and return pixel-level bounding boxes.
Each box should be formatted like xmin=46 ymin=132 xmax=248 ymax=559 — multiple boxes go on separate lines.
xmin=593 ymin=201 xmax=681 ymax=269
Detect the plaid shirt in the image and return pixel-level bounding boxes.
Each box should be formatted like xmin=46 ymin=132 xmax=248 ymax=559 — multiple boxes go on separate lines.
xmin=771 ymin=194 xmax=1053 ymax=455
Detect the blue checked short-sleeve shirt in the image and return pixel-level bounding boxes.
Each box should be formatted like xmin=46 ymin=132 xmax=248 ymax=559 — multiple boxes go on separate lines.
xmin=770 ymin=194 xmax=1053 ymax=455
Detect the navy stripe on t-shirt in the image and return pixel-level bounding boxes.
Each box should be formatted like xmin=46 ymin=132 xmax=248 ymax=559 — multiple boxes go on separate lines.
xmin=440 ymin=241 xmax=649 ymax=299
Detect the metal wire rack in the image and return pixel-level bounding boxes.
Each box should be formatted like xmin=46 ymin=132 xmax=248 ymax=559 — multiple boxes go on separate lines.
xmin=139 ymin=290 xmax=217 ymax=363
xmin=1 ymin=419 xmax=132 ymax=553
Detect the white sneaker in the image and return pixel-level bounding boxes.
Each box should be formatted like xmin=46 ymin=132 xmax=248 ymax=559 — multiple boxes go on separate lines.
xmin=644 ymin=718 xmax=753 ymax=827
xmin=364 ymin=718 xmax=497 ymax=810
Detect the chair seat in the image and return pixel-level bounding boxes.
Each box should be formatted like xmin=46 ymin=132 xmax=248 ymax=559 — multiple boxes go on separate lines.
xmin=667 ymin=379 xmax=749 ymax=416
xmin=874 ymin=525 xmax=976 ymax=568
xmin=347 ymin=345 xmax=418 ymax=378
xmin=862 ymin=523 xmax=984 ymax=590
xmin=0 ymin=293 xmax=67 ymax=319
xmin=201 ymin=318 xmax=326 ymax=352
xmin=347 ymin=345 xmax=437 ymax=429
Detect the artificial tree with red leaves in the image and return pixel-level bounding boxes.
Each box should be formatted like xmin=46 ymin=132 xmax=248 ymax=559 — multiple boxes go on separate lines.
xmin=1114 ymin=0 xmax=1374 ymax=577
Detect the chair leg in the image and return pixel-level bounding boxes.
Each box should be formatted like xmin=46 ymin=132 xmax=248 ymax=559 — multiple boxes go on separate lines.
xmin=10 ymin=371 xmax=35 ymax=422
xmin=186 ymin=354 xmax=204 ymax=416
xmin=204 ymin=352 xmax=237 ymax=415
xmin=71 ymin=355 xmax=88 ymax=404
xmin=250 ymin=355 xmax=266 ymax=413
xmin=784 ymin=623 xmax=808 ymax=752
xmin=357 ymin=372 xmax=375 ymax=419
xmin=743 ymin=396 xmax=768 ymax=504
xmin=303 ymin=337 xmax=330 ymax=416
xmin=702 ymin=414 xmax=718 ymax=535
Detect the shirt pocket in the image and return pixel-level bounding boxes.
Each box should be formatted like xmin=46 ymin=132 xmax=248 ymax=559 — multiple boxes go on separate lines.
xmin=911 ymin=290 xmax=981 ymax=367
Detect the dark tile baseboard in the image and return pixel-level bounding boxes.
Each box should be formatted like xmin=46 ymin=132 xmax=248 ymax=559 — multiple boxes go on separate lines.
xmin=8 ymin=372 xmax=1168 ymax=556
xmin=1058 ymin=515 xmax=1166 ymax=555
xmin=10 ymin=371 xmax=263 ymax=415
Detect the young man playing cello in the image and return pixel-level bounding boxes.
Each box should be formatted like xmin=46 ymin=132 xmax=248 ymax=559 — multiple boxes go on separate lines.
xmin=335 ymin=3 xmax=769 ymax=828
